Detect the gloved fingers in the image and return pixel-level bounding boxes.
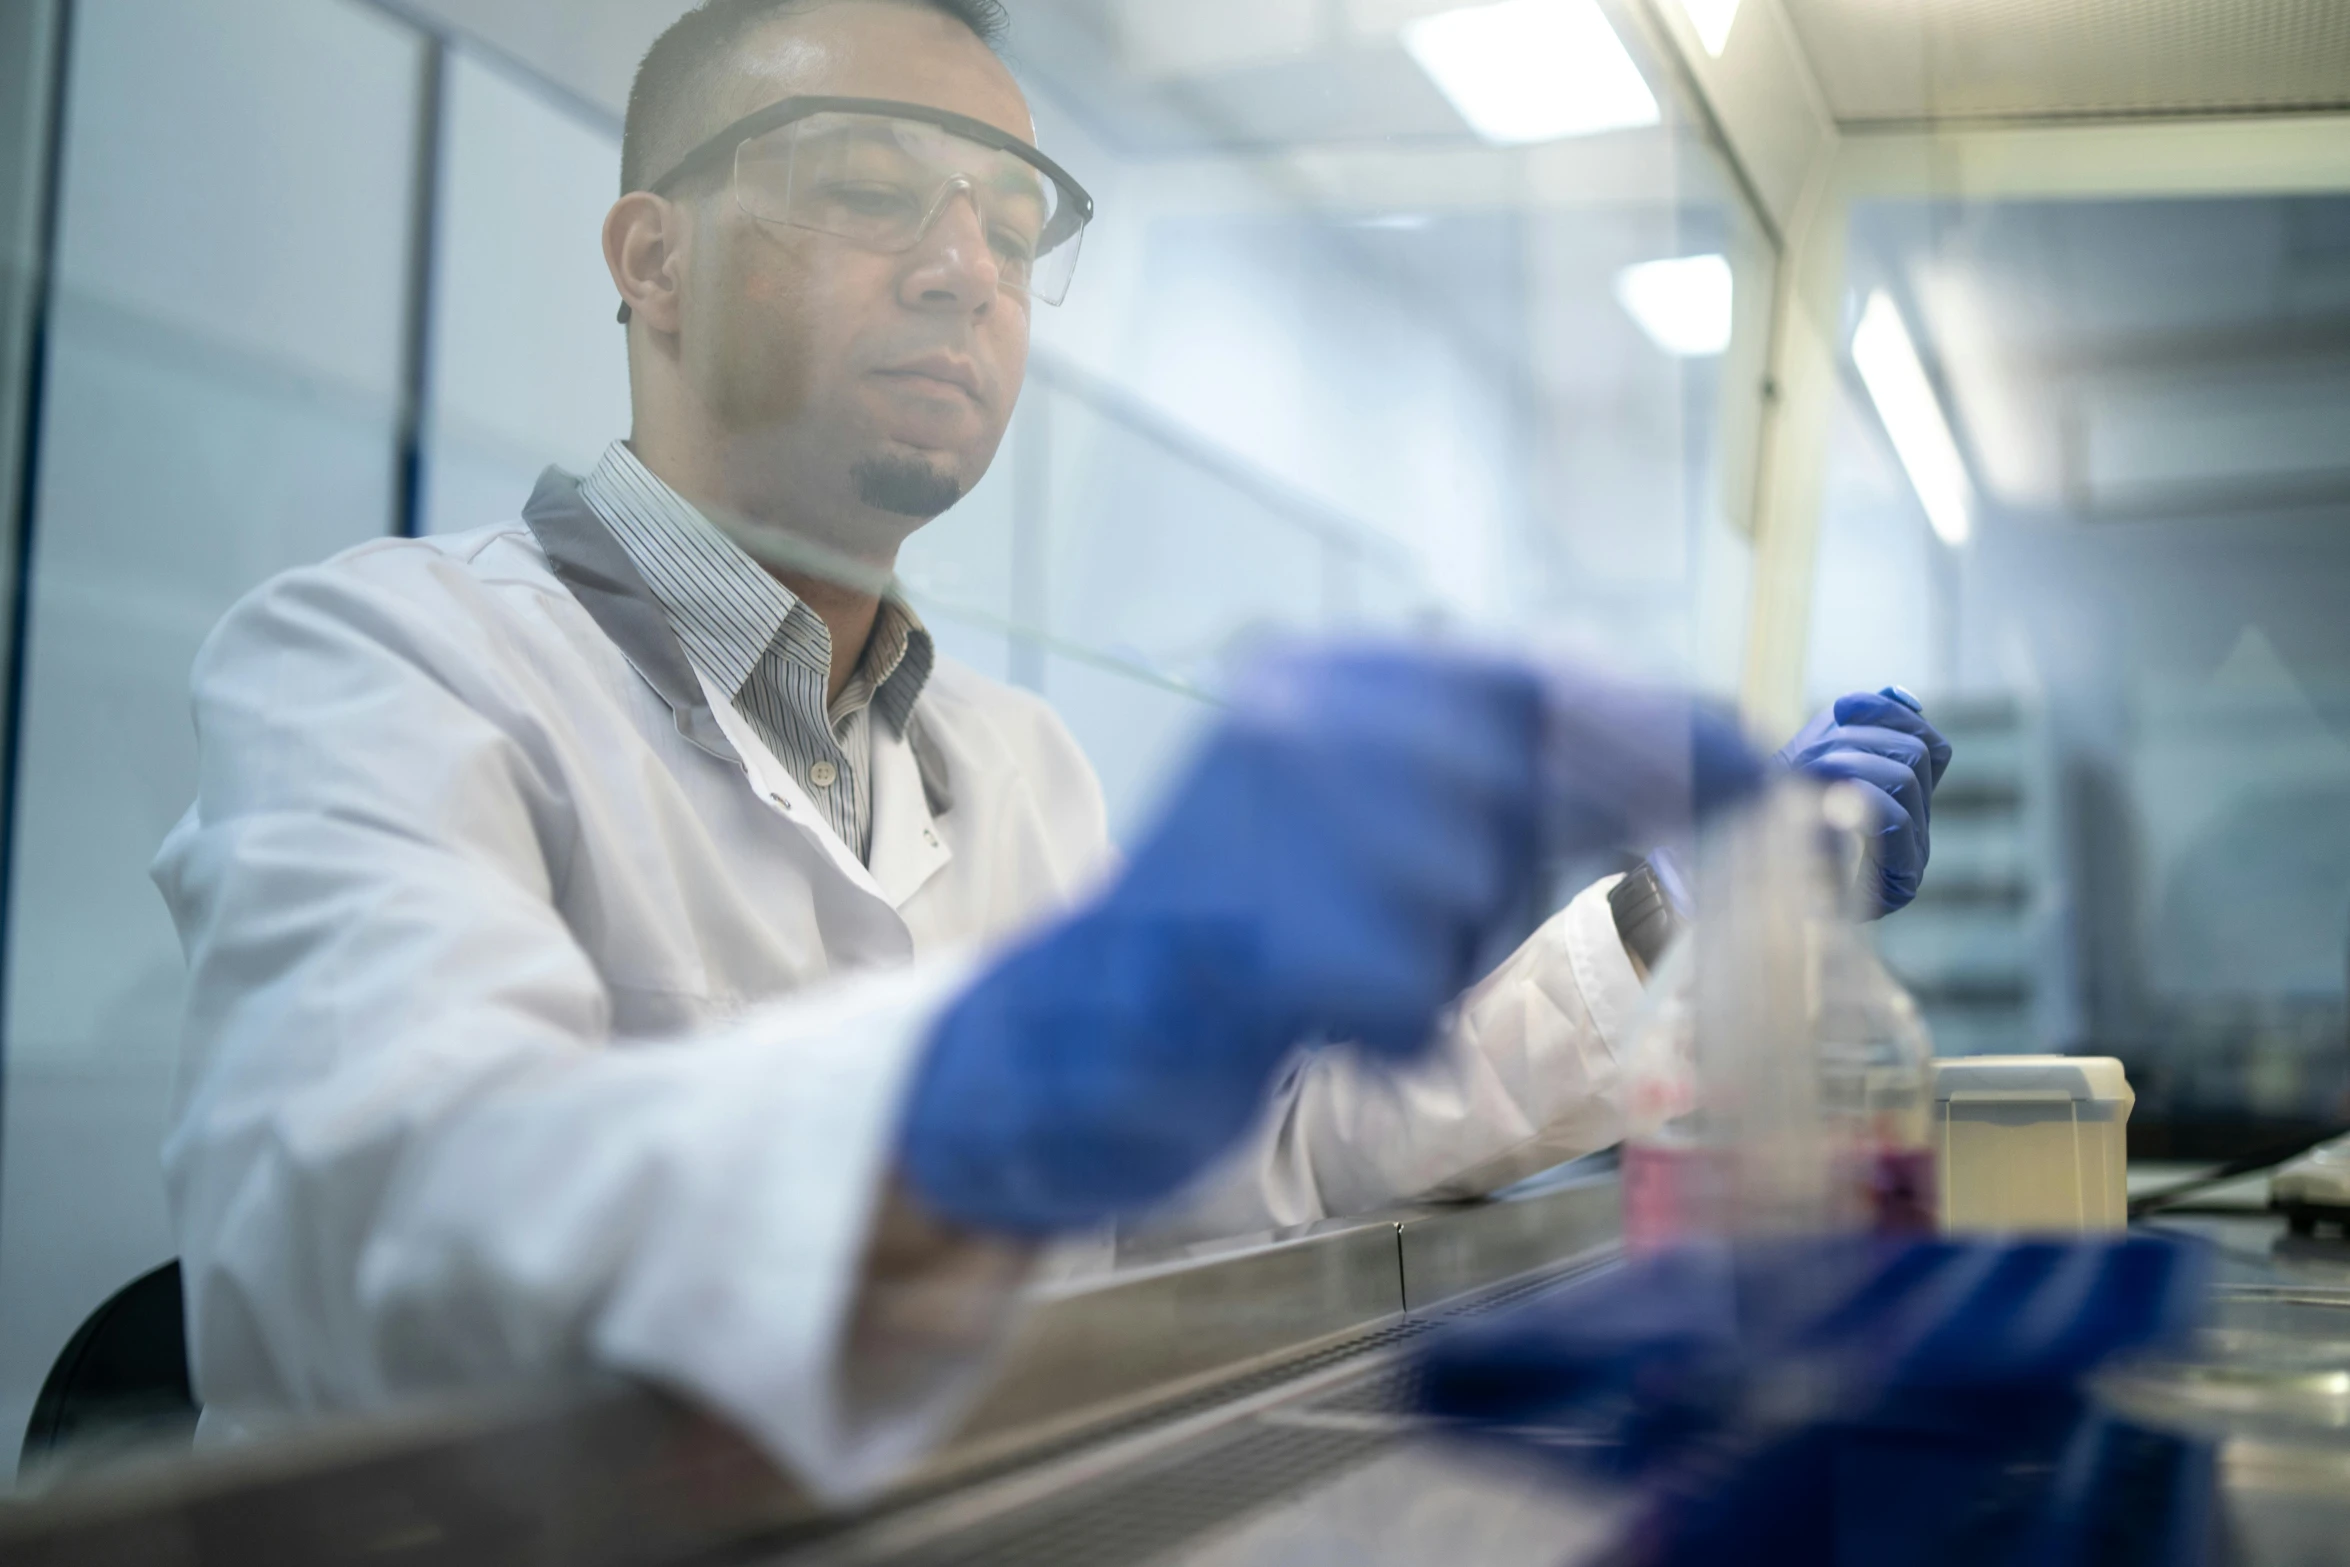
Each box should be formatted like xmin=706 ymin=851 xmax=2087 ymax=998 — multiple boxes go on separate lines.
xmin=1259 ymin=724 xmax=1542 ymax=929
xmin=1790 ymin=746 xmax=1929 ymax=832
xmin=1831 ymin=691 xmax=1952 ymax=786
xmin=1236 ymin=793 xmax=1533 ymax=1052
xmin=903 ymin=915 xmax=1297 ymax=1232
xmin=1420 ymin=1244 xmax=1744 ymax=1428
xmin=1783 ymin=723 xmax=1930 ymax=785
xmin=1897 ymin=1238 xmax=2212 ymax=1387
xmin=1120 ymin=694 xmax=1549 ymax=1060
xmin=1139 ymin=706 xmax=1541 ymax=906
xmin=1260 ymin=652 xmax=1766 ymax=859
xmin=1538 ymin=681 xmax=1765 ymax=857
xmin=1802 ymin=772 xmax=1923 ymax=915
xmin=1793 ymin=738 xmax=1931 ymax=841
xmin=1340 ymin=712 xmax=1548 ymax=833
xmin=1785 ymin=1239 xmax=1955 ymax=1349
xmin=1223 ymin=657 xmax=1549 ymax=841
xmin=1690 ymin=704 xmax=1768 ymax=818
xmin=1233 ymin=642 xmax=1546 ymax=766
xmin=1829 ymin=718 xmax=1940 ymax=811
xmin=1415 ymin=1236 xmax=2216 ymax=1566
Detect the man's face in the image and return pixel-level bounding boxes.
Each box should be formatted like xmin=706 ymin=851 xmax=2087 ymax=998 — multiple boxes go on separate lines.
xmin=670 ymin=2 xmax=1035 ymax=539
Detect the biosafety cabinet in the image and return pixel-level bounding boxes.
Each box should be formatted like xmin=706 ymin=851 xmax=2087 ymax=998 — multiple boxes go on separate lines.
xmin=2 ymin=0 xmax=2349 ymax=1559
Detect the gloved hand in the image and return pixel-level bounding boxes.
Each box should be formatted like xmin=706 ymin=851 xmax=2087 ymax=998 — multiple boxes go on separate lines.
xmin=1777 ymin=685 xmax=1951 ymax=916
xmin=1418 ymin=1235 xmax=2214 ymax=1567
xmin=899 ymin=644 xmax=1763 ymax=1235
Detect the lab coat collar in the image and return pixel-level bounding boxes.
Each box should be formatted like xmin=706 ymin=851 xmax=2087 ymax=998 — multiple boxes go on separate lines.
xmin=521 ymin=465 xmax=955 ymax=818
xmin=522 ymin=466 xmax=738 ymax=765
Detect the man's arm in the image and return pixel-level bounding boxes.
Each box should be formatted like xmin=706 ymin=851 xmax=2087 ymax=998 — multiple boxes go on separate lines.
xmin=1144 ymin=874 xmax=1642 ymax=1240
xmin=157 ymin=559 xmax=1017 ymax=1500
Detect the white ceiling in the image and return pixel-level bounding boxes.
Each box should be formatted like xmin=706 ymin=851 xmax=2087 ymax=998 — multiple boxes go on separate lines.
xmin=390 ymin=0 xmax=2350 ymax=140
xmin=1780 ymin=0 xmax=2350 ymax=126
xmin=1866 ymin=195 xmax=2350 ymax=523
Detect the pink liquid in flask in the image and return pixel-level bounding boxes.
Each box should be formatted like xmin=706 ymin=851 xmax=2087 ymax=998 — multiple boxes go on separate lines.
xmin=1623 ymin=1142 xmax=1936 ymax=1251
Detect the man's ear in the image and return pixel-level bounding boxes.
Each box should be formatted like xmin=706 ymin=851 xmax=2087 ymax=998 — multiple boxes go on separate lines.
xmin=605 ymin=191 xmax=688 ymax=334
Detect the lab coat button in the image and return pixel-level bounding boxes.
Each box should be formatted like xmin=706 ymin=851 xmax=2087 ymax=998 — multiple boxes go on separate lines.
xmin=808 ymin=761 xmax=838 ymax=788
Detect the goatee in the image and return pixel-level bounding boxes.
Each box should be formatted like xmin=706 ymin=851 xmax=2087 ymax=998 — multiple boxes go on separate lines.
xmin=854 ymin=455 xmax=964 ymax=518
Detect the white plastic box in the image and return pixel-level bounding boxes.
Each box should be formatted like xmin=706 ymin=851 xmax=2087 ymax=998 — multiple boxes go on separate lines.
xmin=1931 ymin=1056 xmax=2134 ymax=1233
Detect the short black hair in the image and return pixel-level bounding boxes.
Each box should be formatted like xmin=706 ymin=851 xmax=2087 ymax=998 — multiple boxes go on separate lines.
xmin=622 ymin=0 xmax=1010 ymax=195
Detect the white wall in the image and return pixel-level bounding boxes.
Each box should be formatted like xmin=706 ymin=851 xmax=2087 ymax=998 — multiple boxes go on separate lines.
xmin=422 ymin=47 xmax=631 ymax=537
xmin=0 ymin=0 xmax=423 ymax=1474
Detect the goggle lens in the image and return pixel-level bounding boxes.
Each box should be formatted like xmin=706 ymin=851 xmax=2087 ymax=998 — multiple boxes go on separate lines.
xmin=735 ymin=112 xmax=1087 ymax=305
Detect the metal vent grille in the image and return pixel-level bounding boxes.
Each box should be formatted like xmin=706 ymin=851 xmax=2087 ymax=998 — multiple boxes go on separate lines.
xmin=760 ymin=1262 xmax=1607 ymax=1567
xmin=879 ymin=1422 xmax=1394 ymax=1567
xmin=1780 ymin=0 xmax=2350 ymax=125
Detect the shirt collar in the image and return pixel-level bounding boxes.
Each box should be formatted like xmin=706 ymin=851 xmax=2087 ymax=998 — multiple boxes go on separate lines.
xmin=576 ymin=442 xmax=934 ymax=733
xmin=859 ymin=596 xmax=934 ymax=735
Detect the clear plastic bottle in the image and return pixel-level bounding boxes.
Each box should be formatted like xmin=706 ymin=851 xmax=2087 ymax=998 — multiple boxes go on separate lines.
xmin=1619 ymin=778 xmax=1937 ymax=1251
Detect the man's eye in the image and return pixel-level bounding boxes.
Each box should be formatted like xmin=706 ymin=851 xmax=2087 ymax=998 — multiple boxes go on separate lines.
xmin=990 ymin=226 xmax=1039 ymax=266
xmin=824 ymin=181 xmax=921 ymax=221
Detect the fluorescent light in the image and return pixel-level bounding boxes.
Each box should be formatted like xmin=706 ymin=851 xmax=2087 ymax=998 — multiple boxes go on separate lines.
xmin=1679 ymin=0 xmax=1740 ymax=55
xmin=1615 ymin=253 xmax=1733 ymax=356
xmin=1403 ymin=0 xmax=1662 ymax=146
xmin=1852 ymin=291 xmax=1971 ymax=547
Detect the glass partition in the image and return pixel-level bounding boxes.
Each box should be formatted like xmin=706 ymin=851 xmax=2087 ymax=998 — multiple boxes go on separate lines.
xmin=0 ymin=0 xmax=1777 ymax=1492
xmin=919 ymin=0 xmax=1779 ymax=834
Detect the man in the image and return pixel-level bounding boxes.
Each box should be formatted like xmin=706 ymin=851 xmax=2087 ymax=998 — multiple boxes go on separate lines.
xmin=153 ymin=0 xmax=1945 ymax=1499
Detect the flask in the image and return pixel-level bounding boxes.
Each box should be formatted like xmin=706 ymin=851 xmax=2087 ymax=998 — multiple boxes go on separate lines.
xmin=1619 ymin=778 xmax=1936 ymax=1250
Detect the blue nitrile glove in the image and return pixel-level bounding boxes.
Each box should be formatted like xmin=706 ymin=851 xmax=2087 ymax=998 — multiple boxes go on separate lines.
xmin=899 ymin=644 xmax=1764 ymax=1235
xmin=1418 ymin=1235 xmax=2215 ymax=1567
xmin=1777 ymin=685 xmax=1952 ymax=917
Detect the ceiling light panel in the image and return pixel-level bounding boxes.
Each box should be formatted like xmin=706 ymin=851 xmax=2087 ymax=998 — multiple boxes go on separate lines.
xmin=1852 ymin=291 xmax=1973 ymax=546
xmin=1402 ymin=0 xmax=1663 ymax=145
xmin=1615 ymin=254 xmax=1735 ymax=356
xmin=1343 ymin=0 xmax=1463 ymax=41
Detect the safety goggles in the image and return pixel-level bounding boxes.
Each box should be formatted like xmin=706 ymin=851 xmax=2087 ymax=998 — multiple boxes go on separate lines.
xmin=618 ymin=95 xmax=1094 ymax=321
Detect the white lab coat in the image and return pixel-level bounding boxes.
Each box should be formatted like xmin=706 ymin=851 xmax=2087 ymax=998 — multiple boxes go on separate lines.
xmin=152 ymin=469 xmax=1644 ymax=1500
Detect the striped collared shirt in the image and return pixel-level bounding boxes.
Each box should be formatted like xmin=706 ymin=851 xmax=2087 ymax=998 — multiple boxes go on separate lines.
xmin=577 ymin=442 xmax=933 ymax=864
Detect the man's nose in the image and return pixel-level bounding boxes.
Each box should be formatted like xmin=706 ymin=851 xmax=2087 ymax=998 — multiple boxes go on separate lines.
xmin=899 ymin=181 xmax=1002 ymax=314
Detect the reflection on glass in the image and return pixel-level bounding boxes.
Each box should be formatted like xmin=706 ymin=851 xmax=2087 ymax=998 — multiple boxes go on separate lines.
xmin=1401 ymin=0 xmax=1662 ymax=145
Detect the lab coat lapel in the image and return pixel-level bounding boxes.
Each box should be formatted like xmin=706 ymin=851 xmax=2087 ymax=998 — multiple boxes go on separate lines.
xmin=520 ymin=466 xmax=737 ymax=763
xmin=527 ymin=462 xmax=942 ymax=913
xmin=868 ymin=717 xmax=953 ymax=909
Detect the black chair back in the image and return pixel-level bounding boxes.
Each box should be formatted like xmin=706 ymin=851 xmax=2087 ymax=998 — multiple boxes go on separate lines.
xmin=21 ymin=1260 xmax=196 ymax=1471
